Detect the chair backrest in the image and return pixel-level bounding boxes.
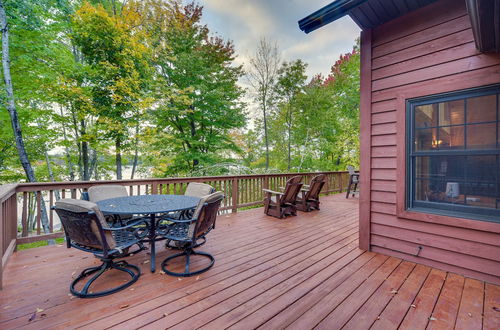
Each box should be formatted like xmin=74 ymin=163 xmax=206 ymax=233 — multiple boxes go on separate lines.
xmin=88 ymin=185 xmax=128 ymax=202
xmin=188 ymin=192 xmax=224 ymax=240
xmin=281 ymin=176 xmax=303 ymax=205
xmin=184 ymin=182 xmax=215 ymax=198
xmin=54 ymin=199 xmax=116 ymax=251
xmin=305 ymin=174 xmax=326 ymax=200
xmin=347 ymin=165 xmax=357 ymax=175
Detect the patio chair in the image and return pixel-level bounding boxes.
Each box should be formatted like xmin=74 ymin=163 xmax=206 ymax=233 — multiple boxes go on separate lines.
xmin=177 ymin=182 xmax=215 ymax=219
xmin=54 ymin=199 xmax=146 ymax=298
xmin=163 ymin=182 xmax=215 ymax=246
xmin=346 ymin=165 xmax=359 ymax=198
xmin=296 ymin=174 xmax=326 ymax=212
xmin=88 ymin=185 xmax=132 ymax=225
xmin=160 ymin=191 xmax=224 ymax=277
xmin=263 ymin=176 xmax=303 ymax=218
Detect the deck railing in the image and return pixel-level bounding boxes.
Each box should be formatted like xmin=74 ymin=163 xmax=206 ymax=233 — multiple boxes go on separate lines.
xmin=0 ymin=171 xmax=349 ymax=288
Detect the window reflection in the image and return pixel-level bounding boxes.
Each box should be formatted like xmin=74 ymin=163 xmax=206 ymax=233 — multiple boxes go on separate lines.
xmin=410 ymin=87 xmax=500 ymax=219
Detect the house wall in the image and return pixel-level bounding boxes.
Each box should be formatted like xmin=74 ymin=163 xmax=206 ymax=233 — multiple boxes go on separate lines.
xmin=360 ymin=0 xmax=500 ymax=285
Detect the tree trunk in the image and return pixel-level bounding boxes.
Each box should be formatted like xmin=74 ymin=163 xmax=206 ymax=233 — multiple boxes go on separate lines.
xmin=189 ymin=117 xmax=199 ymax=170
xmin=80 ymin=119 xmax=90 ymax=180
xmin=0 ymin=1 xmax=36 ymax=183
xmin=59 ymin=106 xmax=75 ymax=181
xmin=263 ymin=101 xmax=269 ymax=170
xmin=130 ymin=122 xmax=139 ymax=179
xmin=287 ymin=106 xmax=292 ymax=171
xmin=116 ymin=137 xmax=122 ymax=180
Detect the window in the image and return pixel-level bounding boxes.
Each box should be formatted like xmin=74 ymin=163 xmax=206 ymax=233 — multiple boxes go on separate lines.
xmin=407 ymin=85 xmax=500 ymax=222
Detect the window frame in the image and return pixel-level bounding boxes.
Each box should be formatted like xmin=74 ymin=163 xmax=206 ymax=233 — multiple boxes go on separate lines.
xmin=406 ymin=84 xmax=500 ymax=224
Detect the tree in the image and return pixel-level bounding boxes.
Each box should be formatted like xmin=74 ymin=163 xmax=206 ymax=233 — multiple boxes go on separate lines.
xmin=325 ymin=45 xmax=360 ymax=168
xmin=71 ymin=1 xmax=151 ymax=179
xmin=274 ymin=59 xmax=307 ymax=170
xmin=247 ymin=38 xmax=280 ymax=170
xmin=144 ymin=1 xmax=246 ymax=175
xmin=0 ymin=0 xmax=36 ymax=182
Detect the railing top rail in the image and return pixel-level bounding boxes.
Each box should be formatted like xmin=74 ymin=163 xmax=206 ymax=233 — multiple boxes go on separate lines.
xmin=13 ymin=171 xmax=348 ymax=193
xmin=0 ymin=184 xmax=17 ymax=203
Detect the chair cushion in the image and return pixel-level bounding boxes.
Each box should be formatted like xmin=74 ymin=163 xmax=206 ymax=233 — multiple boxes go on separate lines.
xmin=55 ymin=199 xmax=116 ymax=249
xmin=184 ymin=182 xmax=214 ymax=198
xmin=88 ymin=185 xmax=128 ymax=202
xmin=88 ymin=185 xmax=132 ymax=220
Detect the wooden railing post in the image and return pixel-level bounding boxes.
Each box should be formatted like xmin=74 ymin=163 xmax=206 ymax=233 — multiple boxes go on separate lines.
xmin=231 ymin=178 xmax=238 ymax=213
xmin=0 ymin=184 xmax=19 ymax=289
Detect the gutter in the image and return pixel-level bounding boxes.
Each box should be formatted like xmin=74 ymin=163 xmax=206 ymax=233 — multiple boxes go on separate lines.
xmin=298 ymin=0 xmax=368 ymax=33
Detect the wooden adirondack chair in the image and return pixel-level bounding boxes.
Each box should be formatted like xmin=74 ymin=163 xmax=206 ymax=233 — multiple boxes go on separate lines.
xmin=296 ymin=174 xmax=326 ymax=212
xmin=263 ymin=176 xmax=303 ymax=218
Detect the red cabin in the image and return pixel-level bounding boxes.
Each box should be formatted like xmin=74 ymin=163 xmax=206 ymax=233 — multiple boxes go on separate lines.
xmin=300 ymin=0 xmax=500 ymax=284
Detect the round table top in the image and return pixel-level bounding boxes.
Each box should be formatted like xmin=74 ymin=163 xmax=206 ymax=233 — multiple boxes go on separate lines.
xmin=96 ymin=194 xmax=200 ymax=215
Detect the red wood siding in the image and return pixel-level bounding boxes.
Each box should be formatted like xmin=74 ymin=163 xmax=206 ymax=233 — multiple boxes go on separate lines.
xmin=364 ymin=0 xmax=500 ymax=284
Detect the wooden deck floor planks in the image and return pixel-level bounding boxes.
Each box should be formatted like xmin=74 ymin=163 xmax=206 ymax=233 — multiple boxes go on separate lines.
xmin=0 ymin=194 xmax=498 ymax=329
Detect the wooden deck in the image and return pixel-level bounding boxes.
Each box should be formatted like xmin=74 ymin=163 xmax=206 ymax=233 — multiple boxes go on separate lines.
xmin=0 ymin=194 xmax=499 ymax=329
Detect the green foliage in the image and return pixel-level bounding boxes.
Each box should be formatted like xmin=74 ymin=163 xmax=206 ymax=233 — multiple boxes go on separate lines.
xmin=17 ymin=237 xmax=65 ymax=250
xmin=143 ymin=1 xmax=246 ymax=176
xmin=0 ymin=0 xmax=360 ymax=184
xmin=241 ymin=45 xmax=360 ymax=172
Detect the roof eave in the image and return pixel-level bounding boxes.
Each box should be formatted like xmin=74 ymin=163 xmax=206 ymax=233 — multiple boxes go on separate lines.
xmin=298 ymin=0 xmax=368 ymax=34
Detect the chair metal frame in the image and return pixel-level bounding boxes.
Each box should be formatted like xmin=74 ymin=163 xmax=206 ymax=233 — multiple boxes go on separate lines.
xmin=164 ymin=182 xmax=215 ymax=250
xmin=160 ymin=192 xmax=224 ymax=277
xmin=55 ymin=202 xmax=146 ymax=298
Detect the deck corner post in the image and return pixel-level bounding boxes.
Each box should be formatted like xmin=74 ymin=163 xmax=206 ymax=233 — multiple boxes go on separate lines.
xmin=359 ymin=28 xmax=372 ymax=251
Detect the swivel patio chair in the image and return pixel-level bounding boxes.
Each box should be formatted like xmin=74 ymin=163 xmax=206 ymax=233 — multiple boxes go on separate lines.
xmin=88 ymin=185 xmax=133 ymax=225
xmin=296 ymin=174 xmax=326 ymax=212
xmin=177 ymin=182 xmax=215 ymax=219
xmin=54 ymin=199 xmax=146 ymax=298
xmin=160 ymin=191 xmax=224 ymax=277
xmin=346 ymin=165 xmax=359 ymax=198
xmin=263 ymin=176 xmax=303 ymax=218
xmin=164 ymin=182 xmax=215 ymax=249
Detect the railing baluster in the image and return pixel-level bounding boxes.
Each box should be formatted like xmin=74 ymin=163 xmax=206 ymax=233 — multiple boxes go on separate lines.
xmin=49 ymin=190 xmax=54 ymax=232
xmin=22 ymin=192 xmax=28 ymax=237
xmin=36 ymin=192 xmax=41 ymax=235
xmin=339 ymin=172 xmax=343 ymax=193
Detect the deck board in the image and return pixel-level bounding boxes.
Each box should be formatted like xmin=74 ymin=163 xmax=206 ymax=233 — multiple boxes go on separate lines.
xmin=0 ymin=194 xmax=498 ymax=329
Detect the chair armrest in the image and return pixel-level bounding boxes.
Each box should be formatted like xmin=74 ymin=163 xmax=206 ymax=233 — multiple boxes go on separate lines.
xmin=262 ymin=189 xmax=283 ymax=195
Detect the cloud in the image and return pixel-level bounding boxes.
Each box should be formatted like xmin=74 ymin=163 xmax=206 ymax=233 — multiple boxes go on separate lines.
xmin=201 ymin=0 xmax=360 ymax=79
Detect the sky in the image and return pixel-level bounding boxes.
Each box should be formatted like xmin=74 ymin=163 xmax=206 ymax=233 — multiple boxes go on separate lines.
xmin=200 ymin=0 xmax=361 ymax=80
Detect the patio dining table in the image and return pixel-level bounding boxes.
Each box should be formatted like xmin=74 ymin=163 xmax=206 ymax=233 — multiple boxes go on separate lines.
xmin=96 ymin=194 xmax=200 ymax=272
